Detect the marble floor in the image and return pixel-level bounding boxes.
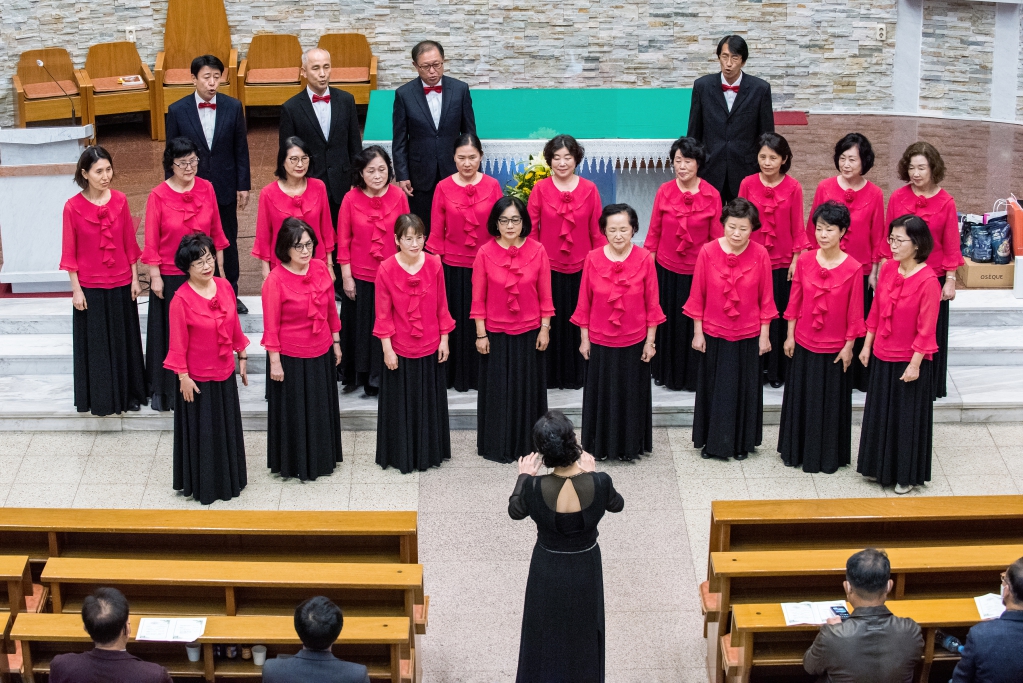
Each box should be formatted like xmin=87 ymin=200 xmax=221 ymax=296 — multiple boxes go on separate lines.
xmin=1 ymin=423 xmax=1022 ymax=682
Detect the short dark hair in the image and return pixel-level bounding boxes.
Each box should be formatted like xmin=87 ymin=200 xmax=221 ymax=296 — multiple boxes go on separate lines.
xmin=1007 ymin=557 xmax=1023 ymax=603
xmin=720 ymin=197 xmax=761 ymax=231
xmin=453 ymin=133 xmax=484 ymax=157
xmin=888 ymin=214 xmax=934 ymax=264
xmin=669 ymin=136 xmax=707 ymax=170
xmin=353 ymin=145 xmax=394 ymax=189
xmin=897 ymin=141 xmax=946 ymax=185
xmin=394 ymin=213 xmax=426 ymax=240
xmin=716 ymin=35 xmax=749 ymax=62
xmin=846 ymin=549 xmax=891 ymax=597
xmin=174 ymin=232 xmax=216 ymax=274
xmin=833 ymin=133 xmax=875 ymax=175
xmin=757 ymin=132 xmax=792 ymax=175
xmin=190 ymin=54 xmax=225 ymax=77
xmin=276 ymin=136 xmax=313 ymax=180
xmin=411 ymin=40 xmax=445 ymax=63
xmin=294 ymin=596 xmax=343 ymax=651
xmin=487 ymin=196 xmax=532 ymax=238
xmin=811 ymin=200 xmax=851 ymax=233
xmin=543 ymin=135 xmax=584 ymax=168
xmin=74 ymin=145 xmax=114 ymax=190
xmin=599 ymin=203 xmax=638 ymax=236
xmin=532 ymin=410 xmax=583 ymax=469
xmin=163 ymin=137 xmax=200 ymax=175
xmin=81 ymin=587 xmax=130 ymax=645
xmin=275 ymin=217 xmax=318 ymax=264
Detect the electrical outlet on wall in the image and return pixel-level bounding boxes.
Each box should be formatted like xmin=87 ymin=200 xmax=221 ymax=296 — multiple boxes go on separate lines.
xmin=875 ymin=25 xmax=886 ymax=42
xmin=125 ymin=27 xmax=137 ymax=43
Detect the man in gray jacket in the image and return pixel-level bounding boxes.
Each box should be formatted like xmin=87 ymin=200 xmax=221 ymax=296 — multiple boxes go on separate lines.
xmin=803 ymin=548 xmax=923 ymax=683
xmin=262 ymin=597 xmax=369 ymax=683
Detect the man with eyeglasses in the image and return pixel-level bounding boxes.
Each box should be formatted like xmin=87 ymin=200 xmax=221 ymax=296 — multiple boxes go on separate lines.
xmin=686 ymin=35 xmax=774 ymax=204
xmin=391 ymin=40 xmax=477 ymax=238
xmin=951 ymin=558 xmax=1023 ymax=683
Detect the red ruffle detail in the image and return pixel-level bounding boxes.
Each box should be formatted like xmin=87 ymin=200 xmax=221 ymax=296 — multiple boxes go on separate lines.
xmin=556 ymin=190 xmax=576 ymax=256
xmin=878 ymin=272 xmax=905 ymax=340
xmin=810 ymin=267 xmax=831 ymax=331
xmin=501 ymin=245 xmax=523 ymax=313
xmin=604 ymin=260 xmax=629 ymax=327
xmin=206 ymin=295 xmax=234 ymax=358
xmin=94 ymin=205 xmax=118 ymax=268
xmin=674 ymin=192 xmax=697 ymax=256
xmin=367 ymin=196 xmax=389 ymax=262
xmin=304 ymin=273 xmax=328 ymax=337
xmin=720 ymin=253 xmax=743 ymax=320
xmin=759 ymin=185 xmax=778 ymax=251
xmin=405 ymin=275 xmax=425 ymax=338
xmin=843 ymin=188 xmax=856 ymax=205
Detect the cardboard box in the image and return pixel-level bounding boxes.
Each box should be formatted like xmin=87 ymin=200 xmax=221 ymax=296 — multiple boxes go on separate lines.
xmin=957 ymin=257 xmax=1015 ymax=288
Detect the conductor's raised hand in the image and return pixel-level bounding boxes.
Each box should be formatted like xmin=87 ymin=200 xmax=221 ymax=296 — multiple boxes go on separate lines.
xmin=518 ymin=452 xmax=542 ymax=476
xmin=579 ymin=451 xmax=596 ymax=472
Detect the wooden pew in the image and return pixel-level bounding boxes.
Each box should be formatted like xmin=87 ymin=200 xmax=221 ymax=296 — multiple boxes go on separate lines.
xmin=0 ymin=611 xmax=9 ymax=683
xmin=12 ymin=612 xmax=409 ymax=683
xmin=0 ymin=557 xmax=30 ymax=618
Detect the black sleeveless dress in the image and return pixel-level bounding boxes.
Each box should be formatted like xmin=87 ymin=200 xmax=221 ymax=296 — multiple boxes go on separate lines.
xmin=508 ymin=471 xmax=625 ymax=683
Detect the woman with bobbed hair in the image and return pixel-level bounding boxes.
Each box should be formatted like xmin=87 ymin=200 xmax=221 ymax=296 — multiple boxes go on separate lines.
xmin=644 ymin=136 xmax=722 ymax=392
xmin=509 ymin=409 xmax=624 ymax=683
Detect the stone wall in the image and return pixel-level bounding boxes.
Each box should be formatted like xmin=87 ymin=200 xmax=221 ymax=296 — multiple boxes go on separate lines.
xmin=919 ymin=0 xmax=995 ymax=118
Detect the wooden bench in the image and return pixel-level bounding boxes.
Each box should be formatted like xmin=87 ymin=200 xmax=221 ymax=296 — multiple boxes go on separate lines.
xmin=0 ymin=611 xmax=9 ymax=683
xmin=0 ymin=557 xmax=30 ymax=618
xmin=12 ymin=612 xmax=409 ymax=683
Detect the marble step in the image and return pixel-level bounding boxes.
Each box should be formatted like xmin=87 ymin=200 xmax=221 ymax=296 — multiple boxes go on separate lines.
xmin=946 ymin=327 xmax=1023 ymax=366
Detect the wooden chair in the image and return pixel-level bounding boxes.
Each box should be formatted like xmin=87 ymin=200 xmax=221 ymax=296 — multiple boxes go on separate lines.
xmin=153 ymin=0 xmax=238 ymax=140
xmin=12 ymin=49 xmax=87 ymax=127
xmin=238 ymin=34 xmax=305 ymax=110
xmin=78 ymin=42 xmax=157 ymax=141
xmin=316 ymin=34 xmax=378 ymax=105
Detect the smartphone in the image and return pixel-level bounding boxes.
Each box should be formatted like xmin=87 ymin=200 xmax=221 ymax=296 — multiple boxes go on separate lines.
xmin=830 ymin=605 xmax=851 ymax=621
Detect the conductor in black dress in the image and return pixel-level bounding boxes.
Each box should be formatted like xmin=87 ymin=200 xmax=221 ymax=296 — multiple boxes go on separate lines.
xmin=687 ymin=35 xmax=775 ymax=204
xmin=392 ymin=40 xmax=477 ymax=238
xmin=165 ymin=54 xmax=251 ymax=312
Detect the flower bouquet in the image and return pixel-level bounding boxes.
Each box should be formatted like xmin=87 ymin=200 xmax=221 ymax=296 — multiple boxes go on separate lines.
xmin=505 ymin=153 xmax=551 ymax=202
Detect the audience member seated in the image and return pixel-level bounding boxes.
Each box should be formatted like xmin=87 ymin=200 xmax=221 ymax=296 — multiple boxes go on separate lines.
xmin=952 ymin=556 xmax=1023 ymax=683
xmin=802 ymin=548 xmax=923 ymax=683
xmin=262 ymin=596 xmax=370 ymax=683
xmin=50 ymin=587 xmax=172 ymax=683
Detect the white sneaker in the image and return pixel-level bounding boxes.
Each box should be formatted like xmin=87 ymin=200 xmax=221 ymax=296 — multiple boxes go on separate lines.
xmin=894 ymin=483 xmax=915 ymax=494
xmin=863 ymin=475 xmax=877 ymax=482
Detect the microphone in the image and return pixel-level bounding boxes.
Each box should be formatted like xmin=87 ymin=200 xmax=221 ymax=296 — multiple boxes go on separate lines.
xmin=36 ymin=59 xmax=77 ymax=127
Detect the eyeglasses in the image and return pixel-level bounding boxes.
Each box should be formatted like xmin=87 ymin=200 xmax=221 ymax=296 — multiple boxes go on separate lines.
xmin=286 ymin=156 xmax=310 ymax=165
xmin=1002 ymin=572 xmax=1008 ymax=585
xmin=174 ymin=158 xmax=199 ymax=169
xmin=400 ymin=234 xmax=425 ymax=244
xmin=416 ymin=61 xmax=444 ymax=72
xmin=888 ymin=235 xmax=913 ymax=246
xmin=498 ymin=217 xmax=523 ymax=226
xmin=190 ymin=256 xmax=215 ymax=268
xmin=292 ymin=241 xmax=315 ymax=253
xmin=720 ymin=54 xmax=744 ymax=63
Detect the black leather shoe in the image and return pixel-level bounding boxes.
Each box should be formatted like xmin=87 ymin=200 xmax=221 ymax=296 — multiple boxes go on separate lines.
xmin=734 ymin=452 xmax=748 ymax=461
xmin=701 ymin=447 xmax=711 ymax=460
xmin=342 ymin=383 xmax=359 ymax=394
xmin=236 ymin=299 xmax=249 ymax=315
xmin=769 ymin=379 xmax=783 ymax=388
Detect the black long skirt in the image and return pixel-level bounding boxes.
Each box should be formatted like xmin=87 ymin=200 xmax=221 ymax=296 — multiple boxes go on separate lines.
xmin=763 ymin=268 xmax=791 ymax=385
xmin=477 ymin=330 xmax=548 ymax=463
xmin=652 ymin=264 xmax=700 ymax=391
xmin=581 ymin=341 xmax=653 ymax=461
xmin=146 ymin=274 xmax=188 ymax=411
xmin=443 ymin=264 xmax=478 ymax=392
xmin=517 ymin=543 xmax=606 ymax=683
xmin=933 ymin=275 xmax=949 ymax=399
xmin=376 ymin=353 xmax=451 ymax=473
xmin=267 ymin=349 xmax=344 ymax=481
xmin=72 ymin=284 xmax=147 ymax=416
xmin=778 ymin=344 xmax=853 ymax=473
xmin=339 ymin=277 xmax=383 ymax=392
xmin=692 ymin=335 xmax=763 ymax=459
xmin=547 ymin=270 xmax=586 ymax=390
xmin=850 ymin=274 xmax=873 ymax=393
xmin=173 ymin=376 xmax=247 ymax=504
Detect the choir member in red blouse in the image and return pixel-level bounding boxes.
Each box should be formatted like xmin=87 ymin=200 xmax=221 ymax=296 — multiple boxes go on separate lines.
xmin=644 ymin=136 xmax=722 ymax=392
xmin=778 ymin=201 xmax=866 ymax=473
xmin=882 ymin=142 xmax=963 ymax=400
xmin=61 ymin=146 xmax=147 ymax=417
xmin=376 ymin=214 xmax=457 ymax=473
xmin=572 ymin=204 xmax=666 ymax=462
xmin=253 ymin=137 xmax=335 ymax=279
xmin=164 ymin=233 xmax=249 ymax=504
xmin=262 ymin=218 xmax=343 ymax=481
xmin=426 ymin=133 xmax=502 ymax=392
xmin=143 ymin=137 xmax=230 ymax=411
xmin=472 ymin=196 xmax=555 ymax=463
xmin=858 ymin=215 xmax=940 ymax=494
xmin=684 ymin=198 xmax=777 ymax=461
xmin=527 ymin=134 xmax=605 ymax=390
xmin=738 ymin=132 xmax=808 ymax=388
xmin=337 ymin=145 xmax=410 ymax=396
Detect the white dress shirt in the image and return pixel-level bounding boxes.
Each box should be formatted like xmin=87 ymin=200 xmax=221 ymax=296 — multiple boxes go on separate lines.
xmin=307 ymin=86 xmax=332 ymax=141
xmin=720 ymin=72 xmax=743 ymax=112
xmin=423 ymin=78 xmax=442 ymax=128
xmin=194 ymin=92 xmax=217 ymax=149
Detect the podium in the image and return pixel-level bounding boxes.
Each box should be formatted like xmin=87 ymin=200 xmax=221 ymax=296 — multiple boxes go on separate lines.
xmin=0 ymin=125 xmax=94 ymax=293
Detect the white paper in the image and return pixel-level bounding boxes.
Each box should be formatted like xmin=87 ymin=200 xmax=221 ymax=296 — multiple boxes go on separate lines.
xmin=975 ymin=593 xmax=1006 ymax=621
xmin=136 ymin=617 xmax=207 ymax=642
xmin=781 ymin=600 xmax=848 ymax=626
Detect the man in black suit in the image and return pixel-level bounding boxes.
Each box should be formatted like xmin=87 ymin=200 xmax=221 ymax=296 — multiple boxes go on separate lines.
xmin=262 ymin=596 xmax=369 ymax=683
xmin=165 ymin=54 xmax=251 ymax=312
xmin=50 ymin=587 xmax=172 ymax=683
xmin=952 ymin=556 xmax=1023 ymax=683
xmin=687 ymin=35 xmax=774 ymax=204
xmin=392 ymin=40 xmax=476 ymax=237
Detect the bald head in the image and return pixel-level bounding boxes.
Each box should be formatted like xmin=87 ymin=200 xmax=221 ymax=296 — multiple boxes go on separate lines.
xmin=302 ymin=48 xmax=332 ymax=94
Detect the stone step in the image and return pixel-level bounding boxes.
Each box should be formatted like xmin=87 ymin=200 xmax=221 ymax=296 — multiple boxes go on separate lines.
xmin=946 ymin=327 xmax=1023 ymax=366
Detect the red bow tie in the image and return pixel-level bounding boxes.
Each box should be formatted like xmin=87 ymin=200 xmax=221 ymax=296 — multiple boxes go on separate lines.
xmin=198 ymin=101 xmax=216 ymax=110
xmin=423 ymin=85 xmax=442 ymax=95
xmin=312 ymin=93 xmax=330 ymax=104
xmin=721 ymin=84 xmax=739 ymax=93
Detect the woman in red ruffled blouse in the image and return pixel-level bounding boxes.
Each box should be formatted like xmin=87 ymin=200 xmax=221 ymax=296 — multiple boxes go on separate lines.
xmin=738 ymin=132 xmax=808 ymax=388
xmin=805 ymin=133 xmax=885 ymax=392
xmin=376 ymin=214 xmax=456 ymax=473
xmin=644 ymin=136 xmax=722 ymax=392
xmin=262 ymin=217 xmax=343 ymax=482
xmin=337 ymin=145 xmax=410 ymax=396
xmin=472 ymin=196 xmax=555 ymax=463
xmin=143 ymin=137 xmax=230 ymax=411
xmin=684 ymin=198 xmax=777 ymax=461
xmin=526 ymin=134 xmax=604 ymax=390
xmin=882 ymin=142 xmax=963 ymax=400
xmin=572 ymin=204 xmax=665 ymax=461
xmin=164 ymin=232 xmax=249 ymax=505
xmin=426 ymin=133 xmax=502 ymax=392
xmin=778 ymin=201 xmax=866 ymax=474
xmin=61 ymin=146 xmax=147 ymax=416
xmin=858 ymin=215 xmax=940 ymax=494
xmin=253 ymin=136 xmax=335 ymax=278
